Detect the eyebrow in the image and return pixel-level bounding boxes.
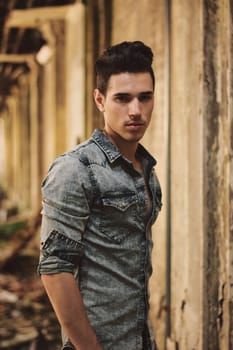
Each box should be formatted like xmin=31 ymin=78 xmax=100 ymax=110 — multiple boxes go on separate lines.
xmin=113 ymin=91 xmax=154 ymax=97
xmin=138 ymin=91 xmax=154 ymax=96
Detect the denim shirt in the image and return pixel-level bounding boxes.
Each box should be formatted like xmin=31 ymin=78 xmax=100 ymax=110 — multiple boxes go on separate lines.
xmin=38 ymin=129 xmax=162 ymax=350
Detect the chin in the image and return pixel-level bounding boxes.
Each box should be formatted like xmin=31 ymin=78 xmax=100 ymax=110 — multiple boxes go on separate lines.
xmin=126 ymin=135 xmax=143 ymax=143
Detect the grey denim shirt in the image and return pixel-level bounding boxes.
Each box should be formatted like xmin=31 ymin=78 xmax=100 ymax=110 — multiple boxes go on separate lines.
xmin=38 ymin=129 xmax=162 ymax=350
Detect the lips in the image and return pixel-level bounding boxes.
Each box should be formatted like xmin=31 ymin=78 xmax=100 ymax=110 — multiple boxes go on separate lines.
xmin=125 ymin=122 xmax=145 ymax=131
xmin=125 ymin=122 xmax=145 ymax=127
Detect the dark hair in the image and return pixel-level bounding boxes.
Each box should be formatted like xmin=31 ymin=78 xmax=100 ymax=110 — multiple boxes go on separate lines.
xmin=95 ymin=41 xmax=155 ymax=95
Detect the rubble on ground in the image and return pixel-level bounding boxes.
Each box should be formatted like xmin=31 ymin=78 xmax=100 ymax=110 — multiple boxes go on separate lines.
xmin=0 ymin=214 xmax=61 ymax=350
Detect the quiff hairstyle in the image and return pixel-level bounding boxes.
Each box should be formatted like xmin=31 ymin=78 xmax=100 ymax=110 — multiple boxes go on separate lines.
xmin=95 ymin=41 xmax=155 ymax=95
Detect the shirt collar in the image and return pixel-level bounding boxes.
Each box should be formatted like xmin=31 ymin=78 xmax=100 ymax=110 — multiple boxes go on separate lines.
xmin=92 ymin=128 xmax=157 ymax=169
xmin=92 ymin=129 xmax=122 ymax=163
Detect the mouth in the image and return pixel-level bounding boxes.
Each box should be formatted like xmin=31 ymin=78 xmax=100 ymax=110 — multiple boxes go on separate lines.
xmin=125 ymin=122 xmax=145 ymax=131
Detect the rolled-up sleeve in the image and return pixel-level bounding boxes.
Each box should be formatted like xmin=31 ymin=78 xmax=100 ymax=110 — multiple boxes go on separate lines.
xmin=37 ymin=154 xmax=91 ymax=275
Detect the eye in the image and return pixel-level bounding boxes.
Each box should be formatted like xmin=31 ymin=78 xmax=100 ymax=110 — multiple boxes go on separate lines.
xmin=114 ymin=94 xmax=131 ymax=103
xmin=138 ymin=94 xmax=153 ymax=102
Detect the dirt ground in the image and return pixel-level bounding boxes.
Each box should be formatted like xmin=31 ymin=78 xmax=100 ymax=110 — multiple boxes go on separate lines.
xmin=0 ymin=234 xmax=61 ymax=350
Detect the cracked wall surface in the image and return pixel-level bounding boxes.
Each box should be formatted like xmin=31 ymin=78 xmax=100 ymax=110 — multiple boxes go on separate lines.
xmin=111 ymin=1 xmax=233 ymax=349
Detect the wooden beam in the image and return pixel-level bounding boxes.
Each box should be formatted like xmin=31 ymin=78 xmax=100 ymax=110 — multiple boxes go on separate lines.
xmin=0 ymin=54 xmax=33 ymax=63
xmin=8 ymin=3 xmax=83 ymax=28
xmin=0 ymin=0 xmax=17 ymax=52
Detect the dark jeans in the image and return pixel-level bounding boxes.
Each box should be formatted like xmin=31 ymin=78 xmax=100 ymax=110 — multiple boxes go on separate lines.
xmin=142 ymin=324 xmax=158 ymax=350
xmin=62 ymin=341 xmax=74 ymax=350
xmin=62 ymin=328 xmax=158 ymax=350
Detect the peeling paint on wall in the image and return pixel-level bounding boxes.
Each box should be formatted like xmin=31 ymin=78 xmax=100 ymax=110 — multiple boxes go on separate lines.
xmin=203 ymin=0 xmax=233 ymax=349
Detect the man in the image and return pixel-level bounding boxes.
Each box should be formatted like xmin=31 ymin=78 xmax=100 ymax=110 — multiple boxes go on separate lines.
xmin=38 ymin=41 xmax=162 ymax=350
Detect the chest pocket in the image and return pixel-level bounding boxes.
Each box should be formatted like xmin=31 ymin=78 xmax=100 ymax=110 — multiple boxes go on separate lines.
xmin=99 ymin=192 xmax=137 ymax=243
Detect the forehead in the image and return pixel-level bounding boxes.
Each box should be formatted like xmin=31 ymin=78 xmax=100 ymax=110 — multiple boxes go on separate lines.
xmin=106 ymin=72 xmax=154 ymax=95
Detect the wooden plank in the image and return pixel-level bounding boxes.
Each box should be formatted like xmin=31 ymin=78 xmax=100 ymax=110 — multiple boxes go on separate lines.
xmin=166 ymin=338 xmax=177 ymax=350
xmin=8 ymin=3 xmax=82 ymax=27
xmin=0 ymin=54 xmax=32 ymax=63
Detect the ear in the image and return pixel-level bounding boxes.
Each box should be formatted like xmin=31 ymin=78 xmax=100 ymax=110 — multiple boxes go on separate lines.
xmin=93 ymin=89 xmax=105 ymax=112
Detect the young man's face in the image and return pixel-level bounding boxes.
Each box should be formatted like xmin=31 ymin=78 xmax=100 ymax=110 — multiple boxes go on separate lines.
xmin=94 ymin=72 xmax=154 ymax=146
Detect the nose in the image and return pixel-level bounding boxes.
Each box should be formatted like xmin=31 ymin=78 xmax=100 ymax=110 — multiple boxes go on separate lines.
xmin=128 ymin=98 xmax=141 ymax=118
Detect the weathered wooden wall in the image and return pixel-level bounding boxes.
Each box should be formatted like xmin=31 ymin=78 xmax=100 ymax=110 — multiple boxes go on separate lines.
xmin=169 ymin=0 xmax=204 ymax=348
xmin=111 ymin=1 xmax=169 ymax=347
xmin=0 ymin=1 xmax=232 ymax=349
xmin=202 ymin=1 xmax=233 ymax=349
xmin=110 ymin=0 xmax=233 ymax=349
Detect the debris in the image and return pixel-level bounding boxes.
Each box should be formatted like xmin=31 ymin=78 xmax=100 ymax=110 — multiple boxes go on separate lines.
xmin=0 ymin=289 xmax=18 ymax=303
xmin=0 ymin=213 xmax=61 ymax=350
xmin=0 ymin=211 xmax=42 ymax=269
